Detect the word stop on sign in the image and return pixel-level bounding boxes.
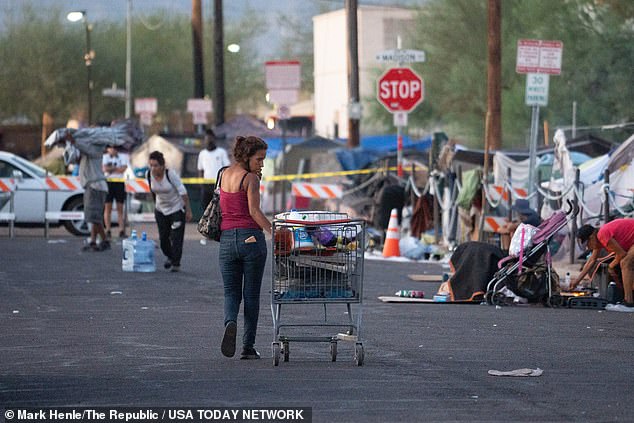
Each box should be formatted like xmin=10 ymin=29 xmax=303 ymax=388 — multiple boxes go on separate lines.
xmin=379 ymin=80 xmax=422 ymax=99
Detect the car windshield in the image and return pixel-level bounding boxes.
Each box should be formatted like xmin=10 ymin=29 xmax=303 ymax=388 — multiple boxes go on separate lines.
xmin=11 ymin=154 xmax=47 ymax=178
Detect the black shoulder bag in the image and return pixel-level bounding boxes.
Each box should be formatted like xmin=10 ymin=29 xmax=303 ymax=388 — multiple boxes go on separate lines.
xmin=197 ymin=166 xmax=227 ymax=242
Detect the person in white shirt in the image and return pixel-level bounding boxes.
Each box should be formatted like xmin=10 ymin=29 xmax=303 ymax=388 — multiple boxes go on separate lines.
xmin=197 ymin=129 xmax=230 ymax=210
xmin=148 ymin=151 xmax=192 ymax=272
xmin=102 ymin=145 xmax=130 ymax=238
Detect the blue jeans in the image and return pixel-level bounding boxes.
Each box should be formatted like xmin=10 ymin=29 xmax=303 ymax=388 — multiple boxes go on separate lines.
xmin=219 ymin=228 xmax=267 ymax=349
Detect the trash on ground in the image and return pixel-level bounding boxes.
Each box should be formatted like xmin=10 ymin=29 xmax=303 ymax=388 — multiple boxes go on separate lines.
xmin=488 ymin=368 xmax=543 ymax=377
xmin=605 ymin=304 xmax=634 ymax=313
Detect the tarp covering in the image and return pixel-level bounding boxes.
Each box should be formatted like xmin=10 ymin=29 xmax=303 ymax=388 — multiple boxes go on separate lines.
xmin=44 ymin=119 xmax=143 ymax=151
xmin=278 ymin=136 xmax=345 ymax=175
xmin=335 ymin=134 xmax=433 ymax=171
xmin=129 ymin=135 xmax=185 ymax=176
xmin=448 ymin=241 xmax=505 ymax=301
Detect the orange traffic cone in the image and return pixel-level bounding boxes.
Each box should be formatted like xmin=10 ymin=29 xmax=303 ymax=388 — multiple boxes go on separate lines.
xmin=383 ymin=208 xmax=400 ymax=257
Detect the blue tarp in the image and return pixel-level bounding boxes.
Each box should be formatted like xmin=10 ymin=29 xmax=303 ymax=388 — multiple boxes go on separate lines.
xmin=264 ymin=134 xmax=434 ymax=170
xmin=336 ymin=134 xmax=434 ymax=170
xmin=538 ymin=151 xmax=591 ymax=166
xmin=262 ymin=137 xmax=305 ymax=158
xmin=360 ymin=134 xmax=433 ymax=153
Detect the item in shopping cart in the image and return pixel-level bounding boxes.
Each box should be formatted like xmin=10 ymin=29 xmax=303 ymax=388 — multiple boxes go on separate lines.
xmin=274 ymin=228 xmax=293 ymax=255
xmin=307 ymin=227 xmax=337 ymax=247
xmin=288 ymin=209 xmax=308 ymax=221
xmin=292 ymin=227 xmax=315 ymax=250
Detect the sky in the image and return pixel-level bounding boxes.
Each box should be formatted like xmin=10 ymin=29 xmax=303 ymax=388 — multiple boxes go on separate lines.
xmin=2 ymin=0 xmax=421 ymax=58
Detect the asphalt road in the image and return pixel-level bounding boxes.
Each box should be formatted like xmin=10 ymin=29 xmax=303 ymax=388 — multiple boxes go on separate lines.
xmin=1 ymin=224 xmax=633 ymax=422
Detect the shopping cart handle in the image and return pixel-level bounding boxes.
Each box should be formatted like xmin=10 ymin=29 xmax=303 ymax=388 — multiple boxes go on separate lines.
xmin=278 ymin=219 xmax=353 ymax=225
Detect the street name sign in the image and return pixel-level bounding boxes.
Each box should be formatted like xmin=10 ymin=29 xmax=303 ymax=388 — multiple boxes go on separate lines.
xmin=375 ymin=49 xmax=426 ymax=64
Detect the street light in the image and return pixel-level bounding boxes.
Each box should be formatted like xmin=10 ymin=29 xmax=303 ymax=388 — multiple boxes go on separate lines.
xmin=67 ymin=10 xmax=94 ymax=125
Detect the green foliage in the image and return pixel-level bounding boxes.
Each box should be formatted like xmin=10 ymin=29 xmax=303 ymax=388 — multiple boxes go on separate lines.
xmin=365 ymin=0 xmax=633 ymax=148
xmin=275 ymin=12 xmax=315 ymax=94
xmin=0 ymin=3 xmax=268 ymax=127
xmin=0 ymin=4 xmax=86 ymax=122
xmin=223 ymin=9 xmax=268 ymax=114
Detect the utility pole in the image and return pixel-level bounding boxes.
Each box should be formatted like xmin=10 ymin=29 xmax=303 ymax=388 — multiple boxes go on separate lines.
xmin=346 ymin=0 xmax=360 ymax=147
xmin=213 ymin=0 xmax=225 ymax=126
xmin=485 ymin=0 xmax=501 ymax=157
xmin=479 ymin=0 xmax=501 ymax=241
xmin=192 ymin=0 xmax=204 ymax=99
xmin=125 ymin=0 xmax=132 ymax=118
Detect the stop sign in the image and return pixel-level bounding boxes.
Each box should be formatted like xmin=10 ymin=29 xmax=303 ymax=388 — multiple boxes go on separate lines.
xmin=377 ymin=67 xmax=424 ymax=113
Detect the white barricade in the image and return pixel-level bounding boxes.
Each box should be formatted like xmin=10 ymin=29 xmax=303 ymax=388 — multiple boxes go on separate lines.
xmin=45 ymin=211 xmax=85 ymax=220
xmin=124 ymin=178 xmax=156 ymax=223
xmin=0 ymin=178 xmax=17 ymax=237
xmin=483 ymin=216 xmax=509 ymax=233
xmin=291 ymin=182 xmax=343 ymax=199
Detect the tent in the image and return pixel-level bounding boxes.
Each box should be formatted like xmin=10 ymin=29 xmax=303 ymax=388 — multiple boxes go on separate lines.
xmin=213 ymin=114 xmax=281 ymax=151
xmin=129 ymin=134 xmax=200 ymax=177
xmin=280 ymin=135 xmax=345 ymax=176
xmin=336 ymin=133 xmax=436 ymax=171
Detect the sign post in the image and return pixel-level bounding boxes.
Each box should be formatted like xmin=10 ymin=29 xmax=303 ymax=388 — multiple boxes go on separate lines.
xmin=516 ymin=39 xmax=562 ymax=207
xmin=265 ymin=60 xmax=301 ymax=211
xmin=187 ymin=98 xmax=213 ymax=133
xmin=134 ymin=98 xmax=158 ymax=127
xmin=376 ymin=67 xmax=424 ymax=177
xmin=376 ymin=40 xmax=425 ymax=177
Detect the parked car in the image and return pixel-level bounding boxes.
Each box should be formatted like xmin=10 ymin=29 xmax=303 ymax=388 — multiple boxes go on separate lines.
xmin=0 ymin=151 xmax=88 ymax=235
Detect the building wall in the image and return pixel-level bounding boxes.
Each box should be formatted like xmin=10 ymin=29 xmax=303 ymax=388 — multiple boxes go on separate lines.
xmin=313 ymin=6 xmax=416 ymax=139
xmin=0 ymin=125 xmax=42 ymax=160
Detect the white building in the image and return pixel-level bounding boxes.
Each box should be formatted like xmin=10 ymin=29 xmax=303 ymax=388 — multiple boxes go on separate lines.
xmin=313 ymin=6 xmax=416 ymax=139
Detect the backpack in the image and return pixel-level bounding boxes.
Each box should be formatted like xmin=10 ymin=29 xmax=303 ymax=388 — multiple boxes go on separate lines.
xmin=507 ymin=263 xmax=559 ymax=303
xmin=63 ymin=141 xmax=81 ymax=165
xmin=146 ymin=168 xmax=175 ymax=201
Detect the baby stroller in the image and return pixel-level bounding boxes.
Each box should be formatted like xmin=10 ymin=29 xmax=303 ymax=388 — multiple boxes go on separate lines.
xmin=485 ymin=200 xmax=579 ymax=306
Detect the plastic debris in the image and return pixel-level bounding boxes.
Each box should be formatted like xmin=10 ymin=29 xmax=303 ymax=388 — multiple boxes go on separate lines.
xmin=605 ymin=304 xmax=634 ymax=313
xmin=488 ymin=368 xmax=543 ymax=377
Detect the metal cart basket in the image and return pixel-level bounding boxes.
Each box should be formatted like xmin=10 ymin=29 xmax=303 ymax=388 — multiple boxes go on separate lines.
xmin=271 ymin=211 xmax=365 ymax=366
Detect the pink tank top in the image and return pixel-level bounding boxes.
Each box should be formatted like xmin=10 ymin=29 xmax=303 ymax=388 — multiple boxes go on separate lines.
xmin=219 ymin=188 xmax=260 ymax=231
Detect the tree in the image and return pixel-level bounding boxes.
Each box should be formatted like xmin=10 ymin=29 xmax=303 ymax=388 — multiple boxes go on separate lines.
xmin=0 ymin=4 xmax=87 ymax=123
xmin=0 ymin=2 xmax=269 ymax=128
xmin=364 ymin=0 xmax=634 ymax=147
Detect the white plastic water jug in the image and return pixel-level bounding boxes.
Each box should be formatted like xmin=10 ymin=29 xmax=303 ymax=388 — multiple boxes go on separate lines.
xmin=133 ymin=231 xmax=156 ymax=272
xmin=122 ymin=230 xmax=138 ymax=272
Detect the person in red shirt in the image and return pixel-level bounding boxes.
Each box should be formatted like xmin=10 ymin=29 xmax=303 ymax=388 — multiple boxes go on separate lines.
xmin=571 ymin=219 xmax=634 ymax=304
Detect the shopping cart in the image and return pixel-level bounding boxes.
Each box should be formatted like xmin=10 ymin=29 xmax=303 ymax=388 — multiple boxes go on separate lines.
xmin=271 ymin=211 xmax=365 ymax=366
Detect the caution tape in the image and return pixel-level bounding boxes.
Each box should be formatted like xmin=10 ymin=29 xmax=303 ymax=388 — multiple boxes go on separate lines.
xmin=105 ymin=166 xmax=424 ymax=185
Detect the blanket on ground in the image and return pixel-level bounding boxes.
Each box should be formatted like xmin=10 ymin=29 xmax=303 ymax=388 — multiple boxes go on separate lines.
xmin=449 ymin=241 xmax=505 ymax=301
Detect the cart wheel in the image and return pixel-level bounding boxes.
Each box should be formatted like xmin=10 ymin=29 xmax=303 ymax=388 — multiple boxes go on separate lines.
xmin=354 ymin=342 xmax=364 ymax=366
xmin=283 ymin=341 xmax=290 ymax=362
xmin=330 ymin=341 xmax=337 ymax=362
xmin=272 ymin=342 xmax=281 ymax=366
